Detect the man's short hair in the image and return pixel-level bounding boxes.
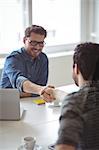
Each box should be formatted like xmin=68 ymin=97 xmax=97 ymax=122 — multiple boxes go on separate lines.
xmin=24 ymin=25 xmax=47 ymax=38
xmin=73 ymin=42 xmax=99 ymax=81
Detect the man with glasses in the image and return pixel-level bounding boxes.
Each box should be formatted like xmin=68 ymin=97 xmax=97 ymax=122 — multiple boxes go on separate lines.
xmin=0 ymin=25 xmax=55 ymax=102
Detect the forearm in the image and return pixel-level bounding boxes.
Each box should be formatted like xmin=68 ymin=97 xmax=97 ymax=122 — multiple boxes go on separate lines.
xmin=22 ymin=80 xmax=44 ymax=95
xmin=20 ymin=92 xmax=32 ymax=98
xmin=55 ymin=144 xmax=76 ymax=150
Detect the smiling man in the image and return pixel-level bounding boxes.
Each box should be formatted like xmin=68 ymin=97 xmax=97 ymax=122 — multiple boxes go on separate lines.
xmin=0 ymin=25 xmax=55 ymax=101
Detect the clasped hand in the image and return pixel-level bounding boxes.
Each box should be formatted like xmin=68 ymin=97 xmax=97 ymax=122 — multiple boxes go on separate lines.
xmin=40 ymin=85 xmax=56 ymax=102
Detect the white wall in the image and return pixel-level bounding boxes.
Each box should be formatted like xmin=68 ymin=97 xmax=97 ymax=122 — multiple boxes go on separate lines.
xmin=48 ymin=53 xmax=74 ymax=87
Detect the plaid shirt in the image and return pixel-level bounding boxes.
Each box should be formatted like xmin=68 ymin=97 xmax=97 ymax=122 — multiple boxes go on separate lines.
xmin=56 ymin=81 xmax=99 ymax=150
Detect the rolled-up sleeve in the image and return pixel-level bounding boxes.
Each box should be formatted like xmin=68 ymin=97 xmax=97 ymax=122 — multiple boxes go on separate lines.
xmin=16 ymin=76 xmax=28 ymax=92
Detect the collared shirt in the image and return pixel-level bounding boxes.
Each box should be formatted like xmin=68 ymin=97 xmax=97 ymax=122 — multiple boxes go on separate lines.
xmin=0 ymin=47 xmax=48 ymax=94
xmin=56 ymin=81 xmax=99 ymax=150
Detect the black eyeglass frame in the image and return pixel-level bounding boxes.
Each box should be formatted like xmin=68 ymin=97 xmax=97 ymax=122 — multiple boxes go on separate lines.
xmin=28 ymin=40 xmax=46 ymax=47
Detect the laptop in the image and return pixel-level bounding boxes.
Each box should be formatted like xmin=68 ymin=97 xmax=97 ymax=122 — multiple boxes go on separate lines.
xmin=0 ymin=88 xmax=22 ymax=120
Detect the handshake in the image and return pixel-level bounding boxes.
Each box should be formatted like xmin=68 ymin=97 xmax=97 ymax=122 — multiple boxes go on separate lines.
xmin=40 ymin=85 xmax=67 ymax=105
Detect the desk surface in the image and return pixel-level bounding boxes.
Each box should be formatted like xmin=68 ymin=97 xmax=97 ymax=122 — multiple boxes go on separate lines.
xmin=0 ymin=84 xmax=78 ymax=150
xmin=0 ymin=98 xmax=60 ymax=150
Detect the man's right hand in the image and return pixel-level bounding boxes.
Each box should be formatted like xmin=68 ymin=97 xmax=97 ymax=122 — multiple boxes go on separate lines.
xmin=40 ymin=85 xmax=56 ymax=102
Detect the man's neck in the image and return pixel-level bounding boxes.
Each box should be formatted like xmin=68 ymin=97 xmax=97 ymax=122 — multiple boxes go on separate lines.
xmin=78 ymin=74 xmax=88 ymax=88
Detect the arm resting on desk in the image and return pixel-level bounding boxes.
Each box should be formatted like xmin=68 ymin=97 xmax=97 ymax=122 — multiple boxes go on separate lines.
xmin=20 ymin=92 xmax=32 ymax=98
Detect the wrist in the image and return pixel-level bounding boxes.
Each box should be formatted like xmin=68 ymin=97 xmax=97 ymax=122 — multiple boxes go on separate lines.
xmin=38 ymin=86 xmax=47 ymax=96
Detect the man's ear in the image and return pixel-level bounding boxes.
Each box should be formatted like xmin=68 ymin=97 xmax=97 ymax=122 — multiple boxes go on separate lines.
xmin=74 ymin=64 xmax=79 ymax=75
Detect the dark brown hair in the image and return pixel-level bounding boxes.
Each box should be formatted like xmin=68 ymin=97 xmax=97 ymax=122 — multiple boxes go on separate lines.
xmin=24 ymin=25 xmax=47 ymax=38
xmin=73 ymin=42 xmax=99 ymax=81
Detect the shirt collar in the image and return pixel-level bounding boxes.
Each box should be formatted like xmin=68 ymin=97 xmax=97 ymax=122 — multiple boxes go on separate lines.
xmin=80 ymin=81 xmax=99 ymax=89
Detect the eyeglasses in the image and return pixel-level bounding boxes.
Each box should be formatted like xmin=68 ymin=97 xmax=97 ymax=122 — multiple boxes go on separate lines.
xmin=28 ymin=40 xmax=45 ymax=47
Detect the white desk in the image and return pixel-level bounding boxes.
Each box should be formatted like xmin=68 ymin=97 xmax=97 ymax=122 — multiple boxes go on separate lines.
xmin=0 ymin=84 xmax=79 ymax=150
xmin=0 ymin=98 xmax=60 ymax=150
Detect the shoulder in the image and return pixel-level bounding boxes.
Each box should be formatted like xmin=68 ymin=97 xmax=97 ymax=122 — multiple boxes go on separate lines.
xmin=63 ymin=85 xmax=90 ymax=103
xmin=62 ymin=91 xmax=79 ymax=106
xmin=62 ymin=89 xmax=86 ymax=112
xmin=6 ymin=48 xmax=24 ymax=59
xmin=62 ymin=85 xmax=93 ymax=113
xmin=65 ymin=90 xmax=83 ymax=101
